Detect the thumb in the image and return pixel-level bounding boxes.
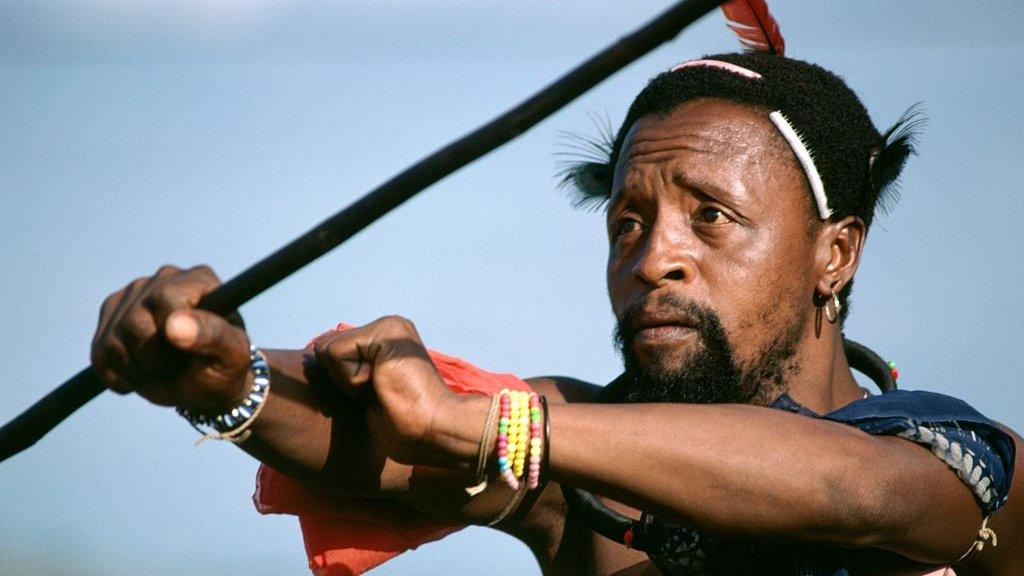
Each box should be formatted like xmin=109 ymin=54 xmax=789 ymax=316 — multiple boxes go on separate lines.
xmin=165 ymin=309 xmax=247 ymax=359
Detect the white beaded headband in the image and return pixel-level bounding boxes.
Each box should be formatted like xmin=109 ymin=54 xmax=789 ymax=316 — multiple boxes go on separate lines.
xmin=671 ymin=59 xmax=832 ymax=220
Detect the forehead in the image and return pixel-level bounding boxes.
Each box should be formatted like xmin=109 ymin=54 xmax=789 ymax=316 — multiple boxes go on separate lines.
xmin=610 ymin=98 xmax=799 ymax=206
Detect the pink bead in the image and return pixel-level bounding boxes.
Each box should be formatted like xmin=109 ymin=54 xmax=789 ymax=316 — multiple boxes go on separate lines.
xmin=529 ymin=464 xmax=540 ymax=473
xmin=530 ymin=422 xmax=540 ymax=432
xmin=497 ymin=440 xmax=507 ymax=449
xmin=529 ymin=455 xmax=541 ymax=465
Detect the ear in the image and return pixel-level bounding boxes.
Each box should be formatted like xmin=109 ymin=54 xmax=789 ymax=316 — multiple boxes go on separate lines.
xmin=813 ymin=215 xmax=866 ymax=296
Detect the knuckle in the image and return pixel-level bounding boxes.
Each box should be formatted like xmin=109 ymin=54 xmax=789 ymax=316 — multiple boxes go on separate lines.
xmin=189 ymin=264 xmax=220 ymax=284
xmin=120 ymin=306 xmax=153 ymax=341
xmin=380 ymin=314 xmax=415 ymax=334
xmin=97 ymin=293 xmax=121 ymax=323
xmin=155 ymin=264 xmax=181 ymax=277
xmin=101 ymin=291 xmax=120 ymax=310
xmin=128 ymin=276 xmax=150 ymax=292
xmin=326 ymin=339 xmax=347 ymax=362
xmin=312 ymin=337 xmax=328 ymax=356
xmin=150 ymin=282 xmax=187 ymax=307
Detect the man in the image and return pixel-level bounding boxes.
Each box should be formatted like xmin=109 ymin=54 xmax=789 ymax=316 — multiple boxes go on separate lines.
xmin=91 ymin=53 xmax=1022 ymax=575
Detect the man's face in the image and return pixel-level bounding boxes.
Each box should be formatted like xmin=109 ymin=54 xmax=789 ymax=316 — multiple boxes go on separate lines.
xmin=606 ymin=98 xmax=820 ymax=404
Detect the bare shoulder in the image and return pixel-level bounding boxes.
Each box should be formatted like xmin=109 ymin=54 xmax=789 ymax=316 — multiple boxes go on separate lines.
xmin=526 ymin=375 xmax=603 ymax=404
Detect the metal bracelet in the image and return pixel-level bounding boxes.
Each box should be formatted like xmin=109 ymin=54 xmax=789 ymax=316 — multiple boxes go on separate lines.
xmin=176 ymin=345 xmax=270 ymax=440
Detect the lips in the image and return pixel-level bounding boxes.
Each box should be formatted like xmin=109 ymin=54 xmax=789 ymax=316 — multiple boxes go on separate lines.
xmin=629 ymin=313 xmax=699 ymax=346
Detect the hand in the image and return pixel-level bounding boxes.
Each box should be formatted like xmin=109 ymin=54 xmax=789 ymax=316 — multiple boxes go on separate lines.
xmin=90 ymin=265 xmax=251 ymax=412
xmin=313 ymin=316 xmax=479 ymax=466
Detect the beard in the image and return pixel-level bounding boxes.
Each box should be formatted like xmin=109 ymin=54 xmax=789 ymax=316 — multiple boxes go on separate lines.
xmin=613 ymin=293 xmax=803 ymax=405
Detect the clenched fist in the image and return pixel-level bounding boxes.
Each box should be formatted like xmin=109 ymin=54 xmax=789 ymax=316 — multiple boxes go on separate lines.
xmin=91 ymin=265 xmax=251 ymax=413
xmin=313 ymin=316 xmax=485 ymax=468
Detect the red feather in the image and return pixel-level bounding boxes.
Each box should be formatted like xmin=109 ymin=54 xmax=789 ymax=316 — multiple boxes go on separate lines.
xmin=721 ymin=0 xmax=785 ymax=56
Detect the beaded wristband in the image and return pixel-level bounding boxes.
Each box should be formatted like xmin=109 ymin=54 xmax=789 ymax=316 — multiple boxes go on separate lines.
xmin=526 ymin=393 xmax=543 ymax=489
xmin=488 ymin=390 xmax=547 ymax=526
xmin=494 ymin=389 xmax=547 ymax=493
xmin=512 ymin=391 xmax=529 ymax=480
xmin=497 ymin=389 xmax=520 ymax=491
xmin=177 ymin=345 xmax=270 ymax=444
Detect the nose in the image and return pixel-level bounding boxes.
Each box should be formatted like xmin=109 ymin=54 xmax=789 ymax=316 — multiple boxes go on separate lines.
xmin=632 ymin=217 xmax=695 ymax=287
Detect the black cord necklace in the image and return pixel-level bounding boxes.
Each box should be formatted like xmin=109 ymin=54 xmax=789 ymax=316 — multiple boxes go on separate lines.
xmin=560 ymin=338 xmax=897 ymax=552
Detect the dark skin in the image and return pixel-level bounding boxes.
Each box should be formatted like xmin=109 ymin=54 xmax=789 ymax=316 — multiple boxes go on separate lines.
xmin=92 ymin=99 xmax=1023 ymax=575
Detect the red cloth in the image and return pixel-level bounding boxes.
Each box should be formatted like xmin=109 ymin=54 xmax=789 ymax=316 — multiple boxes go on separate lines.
xmin=253 ymin=325 xmax=532 ymax=575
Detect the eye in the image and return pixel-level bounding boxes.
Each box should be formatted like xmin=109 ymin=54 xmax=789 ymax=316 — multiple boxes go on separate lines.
xmin=696 ymin=205 xmax=731 ymax=225
xmin=610 ymin=216 xmax=644 ymax=240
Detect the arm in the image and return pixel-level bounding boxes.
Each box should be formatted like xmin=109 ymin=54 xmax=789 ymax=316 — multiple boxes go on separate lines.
xmin=232 ymin=352 xmax=596 ymax=574
xmin=88 ymin=266 xmax=422 ymax=497
xmin=544 ymin=402 xmax=983 ymax=562
xmin=88 ymin=269 xmax=585 ymax=571
xmin=315 ymin=317 xmax=1022 ymax=573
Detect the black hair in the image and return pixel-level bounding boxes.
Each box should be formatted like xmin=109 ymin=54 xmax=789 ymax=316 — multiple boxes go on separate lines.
xmin=561 ymin=52 xmax=924 ymax=322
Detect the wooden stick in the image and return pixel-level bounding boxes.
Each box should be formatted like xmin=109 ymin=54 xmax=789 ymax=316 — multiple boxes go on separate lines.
xmin=0 ymin=0 xmax=723 ymax=464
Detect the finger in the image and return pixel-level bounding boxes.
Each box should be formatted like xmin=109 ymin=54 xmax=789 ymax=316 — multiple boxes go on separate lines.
xmin=364 ymin=315 xmax=429 ymax=364
xmin=110 ymin=273 xmax=191 ymax=386
xmin=92 ymin=289 xmax=126 ymax=365
xmin=99 ymin=276 xmax=148 ymax=352
xmin=94 ymin=339 xmax=140 ymax=394
xmin=144 ymin=265 xmax=221 ymax=327
xmin=117 ymin=302 xmax=157 ymax=353
xmin=225 ymin=310 xmax=246 ymax=330
xmin=94 ymin=266 xmax=177 ymax=371
xmin=119 ymin=303 xmax=183 ymax=376
xmin=92 ymin=277 xmax=150 ymax=392
xmin=164 ymin=309 xmax=249 ymax=365
xmin=312 ymin=329 xmax=374 ymax=390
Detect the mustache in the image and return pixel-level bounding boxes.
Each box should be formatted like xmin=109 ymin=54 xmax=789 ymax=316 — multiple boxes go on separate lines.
xmin=614 ymin=293 xmax=720 ymax=347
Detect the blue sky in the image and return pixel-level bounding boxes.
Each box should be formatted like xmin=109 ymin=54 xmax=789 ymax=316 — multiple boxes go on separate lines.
xmin=2 ymin=2 xmax=1022 ymax=574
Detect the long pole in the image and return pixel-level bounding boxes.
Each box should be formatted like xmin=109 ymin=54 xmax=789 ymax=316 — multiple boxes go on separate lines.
xmin=0 ymin=0 xmax=723 ymax=464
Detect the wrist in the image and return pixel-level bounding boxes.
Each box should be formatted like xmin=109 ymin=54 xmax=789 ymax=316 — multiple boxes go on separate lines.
xmin=427 ymin=392 xmax=491 ymax=470
xmin=177 ymin=345 xmax=271 ymax=443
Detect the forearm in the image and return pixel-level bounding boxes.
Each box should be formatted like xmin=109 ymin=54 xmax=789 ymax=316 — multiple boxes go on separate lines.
xmin=548 ymin=403 xmax=872 ymax=536
xmin=235 ymin=349 xmax=329 ymax=479
xmin=233 ymin=350 xmax=556 ymax=536
xmin=237 ymin=348 xmax=417 ymax=495
xmin=432 ymin=396 xmax=981 ymax=562
xmin=542 ymin=402 xmax=978 ymax=560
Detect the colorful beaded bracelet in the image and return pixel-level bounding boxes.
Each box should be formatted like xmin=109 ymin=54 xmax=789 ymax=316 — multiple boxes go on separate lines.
xmin=495 ymin=389 xmax=546 ymax=493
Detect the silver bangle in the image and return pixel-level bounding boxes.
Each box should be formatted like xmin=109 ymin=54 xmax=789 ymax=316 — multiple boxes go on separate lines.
xmin=177 ymin=345 xmax=270 ymax=443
